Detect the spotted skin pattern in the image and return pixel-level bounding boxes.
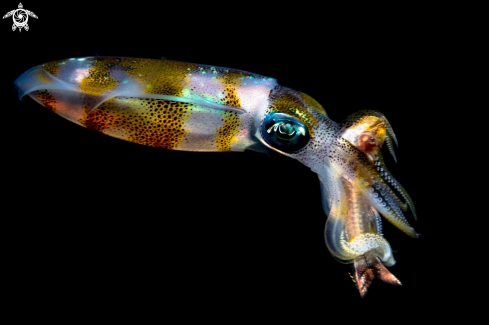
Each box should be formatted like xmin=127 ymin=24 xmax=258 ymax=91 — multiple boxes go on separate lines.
xmin=84 ymin=97 xmax=193 ymax=149
xmin=216 ymin=111 xmax=240 ymax=152
xmin=215 ymin=76 xmax=242 ymax=151
xmin=14 ymin=57 xmax=419 ymax=297
xmin=41 ymin=60 xmax=63 ymax=77
xmin=79 ymin=59 xmax=119 ymax=95
xmin=35 ymin=90 xmax=56 ymax=112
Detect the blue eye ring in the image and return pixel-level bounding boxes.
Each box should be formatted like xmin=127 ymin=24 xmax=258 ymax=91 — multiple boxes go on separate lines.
xmin=261 ymin=112 xmax=310 ymax=153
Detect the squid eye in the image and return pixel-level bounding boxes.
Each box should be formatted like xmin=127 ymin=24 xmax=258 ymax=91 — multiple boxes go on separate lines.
xmin=261 ymin=113 xmax=310 ymax=153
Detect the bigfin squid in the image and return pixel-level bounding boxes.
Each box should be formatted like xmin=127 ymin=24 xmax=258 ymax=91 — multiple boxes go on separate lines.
xmin=13 ymin=57 xmax=419 ymax=297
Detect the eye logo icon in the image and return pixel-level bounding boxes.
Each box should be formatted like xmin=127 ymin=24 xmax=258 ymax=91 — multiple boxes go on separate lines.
xmin=3 ymin=3 xmax=37 ymax=32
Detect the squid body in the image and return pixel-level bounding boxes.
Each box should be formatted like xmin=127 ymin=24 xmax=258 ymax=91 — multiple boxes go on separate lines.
xmin=13 ymin=57 xmax=419 ymax=297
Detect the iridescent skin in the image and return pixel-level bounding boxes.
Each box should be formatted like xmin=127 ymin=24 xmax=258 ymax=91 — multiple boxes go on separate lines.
xmin=13 ymin=57 xmax=419 ymax=297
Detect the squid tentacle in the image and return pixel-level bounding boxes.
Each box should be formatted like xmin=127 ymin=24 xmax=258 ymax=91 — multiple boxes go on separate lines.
xmin=336 ymin=137 xmax=417 ymax=237
xmin=340 ymin=108 xmax=416 ymax=218
xmin=336 ymin=133 xmax=410 ymax=217
xmin=385 ymin=132 xmax=398 ymax=163
xmin=375 ymin=151 xmax=417 ymax=219
xmin=370 ymin=207 xmax=383 ymax=235
xmin=323 ymin=176 xmax=396 ymax=267
xmin=371 ymin=173 xmax=408 ymax=213
xmin=369 ymin=183 xmax=418 ymax=238
xmin=341 ymin=177 xmax=395 ymax=265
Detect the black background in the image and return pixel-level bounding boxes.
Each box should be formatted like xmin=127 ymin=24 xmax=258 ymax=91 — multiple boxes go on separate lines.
xmin=2 ymin=1 xmax=452 ymax=320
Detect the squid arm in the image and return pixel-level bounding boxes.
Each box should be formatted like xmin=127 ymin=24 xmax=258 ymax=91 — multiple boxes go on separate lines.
xmin=13 ymin=57 xmax=419 ymax=297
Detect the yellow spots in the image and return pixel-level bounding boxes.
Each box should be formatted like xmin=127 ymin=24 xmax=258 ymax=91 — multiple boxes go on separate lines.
xmin=301 ymin=92 xmax=327 ymax=117
xmin=72 ymin=57 xmax=197 ymax=97
xmin=212 ymin=72 xmax=243 ymax=151
xmin=217 ymin=71 xmax=244 ymax=85
xmin=216 ymin=111 xmax=241 ymax=152
xmin=42 ymin=60 xmax=64 ymax=77
xmin=216 ymin=72 xmax=244 ymax=108
xmin=35 ymin=90 xmax=57 ymax=112
xmin=83 ymin=97 xmax=193 ymax=150
xmin=122 ymin=58 xmax=196 ymax=96
xmin=37 ymin=60 xmax=65 ymax=84
xmin=269 ymin=93 xmax=318 ymax=135
xmin=79 ymin=59 xmax=119 ymax=95
xmin=222 ymin=79 xmax=242 ymax=107
xmin=222 ymin=85 xmax=241 ymax=107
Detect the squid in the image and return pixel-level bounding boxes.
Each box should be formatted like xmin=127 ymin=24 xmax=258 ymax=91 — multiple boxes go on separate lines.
xmin=13 ymin=57 xmax=419 ymax=297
